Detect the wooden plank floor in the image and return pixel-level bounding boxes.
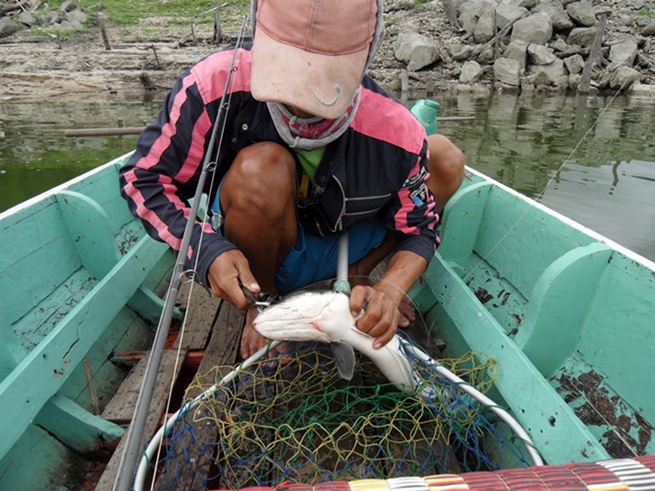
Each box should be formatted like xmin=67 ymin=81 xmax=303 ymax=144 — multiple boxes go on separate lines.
xmin=154 ymin=301 xmax=245 ymax=490
xmin=96 ymin=280 xmax=243 ymax=491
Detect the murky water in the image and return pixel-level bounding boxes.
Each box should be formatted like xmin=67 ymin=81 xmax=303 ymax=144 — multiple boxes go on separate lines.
xmin=0 ymin=92 xmax=162 ymax=212
xmin=1 ymin=91 xmax=654 ymax=261
xmin=434 ymin=92 xmax=655 ymax=262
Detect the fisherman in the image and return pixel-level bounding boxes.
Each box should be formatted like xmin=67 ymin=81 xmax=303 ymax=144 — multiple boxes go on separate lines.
xmin=119 ymin=0 xmax=464 ymax=360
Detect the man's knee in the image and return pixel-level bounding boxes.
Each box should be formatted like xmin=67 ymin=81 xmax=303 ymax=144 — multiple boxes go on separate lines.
xmin=221 ymin=142 xmax=296 ymax=217
xmin=427 ymin=134 xmax=465 ymax=184
xmin=426 ymin=134 xmax=465 ymax=211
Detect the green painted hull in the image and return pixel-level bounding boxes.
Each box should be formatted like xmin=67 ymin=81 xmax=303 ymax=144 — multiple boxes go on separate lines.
xmin=0 ymin=153 xmax=653 ymax=488
xmin=0 ymin=153 xmax=174 ymax=490
xmin=410 ymin=167 xmax=655 ymax=464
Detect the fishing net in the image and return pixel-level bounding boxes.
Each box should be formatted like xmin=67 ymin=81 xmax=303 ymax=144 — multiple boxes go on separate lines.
xmin=148 ymin=336 xmax=538 ymax=491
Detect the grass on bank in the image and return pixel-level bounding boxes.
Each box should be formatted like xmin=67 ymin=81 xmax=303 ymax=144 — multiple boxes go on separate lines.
xmin=39 ymin=0 xmax=250 ymax=28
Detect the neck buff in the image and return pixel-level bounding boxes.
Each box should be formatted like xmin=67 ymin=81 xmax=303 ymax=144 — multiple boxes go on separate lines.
xmin=267 ymin=88 xmax=360 ymax=150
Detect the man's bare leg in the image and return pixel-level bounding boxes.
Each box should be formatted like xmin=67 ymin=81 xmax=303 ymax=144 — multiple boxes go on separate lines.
xmin=426 ymin=134 xmax=465 ymax=214
xmin=219 ymin=142 xmax=297 ymax=359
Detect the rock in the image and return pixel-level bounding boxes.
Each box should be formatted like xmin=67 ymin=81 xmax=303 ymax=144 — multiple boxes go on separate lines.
xmin=526 ymin=70 xmax=551 ymax=87
xmin=563 ymin=53 xmax=585 ymax=74
xmin=503 ymin=0 xmax=538 ymax=8
xmin=43 ymin=11 xmax=62 ymax=25
xmin=0 ymin=17 xmax=21 ymax=39
xmin=448 ymin=44 xmax=473 ymax=61
xmin=504 ymin=39 xmax=528 ymax=69
xmin=528 ymin=57 xmax=568 ymax=86
xmin=550 ymin=38 xmax=568 ymax=52
xmin=643 ymin=20 xmax=655 ymax=37
xmin=495 ymin=4 xmax=528 ymax=29
xmin=608 ymin=65 xmax=642 ymax=89
xmin=534 ymin=1 xmax=574 ymax=32
xmin=528 ymin=44 xmax=557 ymax=64
xmin=459 ymin=0 xmax=497 ymax=36
xmin=609 ymin=38 xmax=639 ymax=65
xmin=630 ymin=82 xmax=655 ymax=95
xmin=394 ymin=31 xmax=439 ymax=71
xmin=18 ymin=11 xmax=37 ymax=28
xmin=559 ymin=43 xmax=583 ymax=57
xmin=439 ymin=47 xmax=454 ymax=64
xmin=500 ymin=0 xmax=537 ymax=8
xmin=568 ymin=73 xmax=582 ymax=90
xmin=478 ymin=46 xmax=496 ymax=63
xmin=493 ymin=57 xmax=521 ymax=85
xmin=474 ymin=12 xmax=496 ymax=43
xmin=616 ymin=14 xmax=633 ymax=27
xmin=460 ymin=60 xmax=483 ymax=82
xmin=511 ymin=13 xmax=553 ymax=45
xmin=67 ymin=9 xmax=87 ymax=25
xmin=60 ymin=0 xmax=77 ymax=13
xmin=567 ymin=27 xmax=597 ymax=47
xmin=566 ymin=1 xmax=597 ymax=27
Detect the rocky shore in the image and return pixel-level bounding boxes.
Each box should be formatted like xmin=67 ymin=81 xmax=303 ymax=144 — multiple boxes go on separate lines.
xmin=1 ymin=0 xmax=655 ymax=100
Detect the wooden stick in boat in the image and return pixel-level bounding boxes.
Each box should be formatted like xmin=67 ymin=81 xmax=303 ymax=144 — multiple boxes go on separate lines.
xmin=64 ymin=127 xmax=145 ymax=137
xmin=436 ymin=116 xmax=475 ymax=121
xmin=64 ymin=116 xmax=475 ymax=139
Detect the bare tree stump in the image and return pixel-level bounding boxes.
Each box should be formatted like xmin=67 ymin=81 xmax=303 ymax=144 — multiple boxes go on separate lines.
xmin=400 ymin=69 xmax=409 ymax=105
xmin=213 ymin=11 xmax=222 ymax=45
xmin=493 ymin=11 xmax=500 ymax=61
xmin=99 ymin=19 xmax=111 ymax=51
xmin=150 ymin=44 xmax=161 ymax=70
xmin=579 ymin=12 xmax=608 ymax=94
xmin=139 ymin=73 xmax=157 ymax=91
xmin=441 ymin=0 xmax=461 ymax=31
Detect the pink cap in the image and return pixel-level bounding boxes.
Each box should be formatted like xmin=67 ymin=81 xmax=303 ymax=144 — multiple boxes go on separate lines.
xmin=251 ymin=0 xmax=377 ymax=119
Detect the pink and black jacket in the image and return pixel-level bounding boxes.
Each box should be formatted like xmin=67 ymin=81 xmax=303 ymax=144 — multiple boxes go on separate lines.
xmin=120 ymin=49 xmax=439 ymax=288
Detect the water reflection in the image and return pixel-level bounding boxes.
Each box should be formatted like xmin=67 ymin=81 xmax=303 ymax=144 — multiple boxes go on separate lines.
xmin=0 ymin=91 xmax=653 ymax=261
xmin=435 ymin=92 xmax=655 ymax=261
xmin=0 ymin=91 xmax=163 ymax=211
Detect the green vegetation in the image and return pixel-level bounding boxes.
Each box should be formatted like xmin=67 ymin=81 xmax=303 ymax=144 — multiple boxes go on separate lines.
xmin=41 ymin=0 xmax=250 ymax=27
xmin=636 ymin=9 xmax=654 ymax=16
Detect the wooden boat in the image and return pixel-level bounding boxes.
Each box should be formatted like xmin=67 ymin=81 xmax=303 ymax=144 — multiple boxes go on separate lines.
xmin=1 ymin=148 xmax=654 ymax=491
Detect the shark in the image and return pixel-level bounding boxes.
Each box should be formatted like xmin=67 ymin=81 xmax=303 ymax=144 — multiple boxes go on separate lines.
xmin=251 ymin=290 xmax=417 ymax=392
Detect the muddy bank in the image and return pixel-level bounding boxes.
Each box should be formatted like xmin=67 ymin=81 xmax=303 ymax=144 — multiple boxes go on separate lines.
xmin=1 ymin=0 xmax=655 ymax=102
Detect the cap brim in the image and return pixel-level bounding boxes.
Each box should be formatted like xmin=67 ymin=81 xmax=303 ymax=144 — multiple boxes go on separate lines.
xmin=251 ymin=26 xmax=368 ymax=120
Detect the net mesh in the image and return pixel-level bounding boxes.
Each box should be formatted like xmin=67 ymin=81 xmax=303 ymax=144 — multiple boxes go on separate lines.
xmin=152 ymin=337 xmax=534 ymax=491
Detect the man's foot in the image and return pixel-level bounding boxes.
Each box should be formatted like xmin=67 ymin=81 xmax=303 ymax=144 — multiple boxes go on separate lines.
xmin=240 ymin=308 xmax=271 ymax=360
xmin=398 ymin=297 xmax=416 ymax=328
xmin=240 ymin=308 xmax=290 ymax=360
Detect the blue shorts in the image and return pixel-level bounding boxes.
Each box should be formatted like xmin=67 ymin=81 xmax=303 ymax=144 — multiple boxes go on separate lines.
xmin=212 ymin=189 xmax=387 ymax=295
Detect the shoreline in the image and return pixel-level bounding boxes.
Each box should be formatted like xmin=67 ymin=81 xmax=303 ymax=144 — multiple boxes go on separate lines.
xmin=2 ymin=0 xmax=655 ymax=102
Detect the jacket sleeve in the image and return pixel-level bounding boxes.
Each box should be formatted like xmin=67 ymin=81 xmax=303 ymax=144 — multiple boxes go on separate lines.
xmin=119 ymin=70 xmax=236 ymax=288
xmin=383 ymin=138 xmax=440 ymax=263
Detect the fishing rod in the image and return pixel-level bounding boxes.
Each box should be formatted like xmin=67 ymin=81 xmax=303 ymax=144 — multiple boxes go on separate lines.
xmin=112 ymin=15 xmax=249 ymax=491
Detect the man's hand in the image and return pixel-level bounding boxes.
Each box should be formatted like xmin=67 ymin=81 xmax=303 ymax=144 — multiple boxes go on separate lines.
xmin=350 ymin=282 xmax=407 ymax=349
xmin=349 ymin=250 xmax=428 ymax=349
xmin=207 ymin=249 xmax=260 ymax=310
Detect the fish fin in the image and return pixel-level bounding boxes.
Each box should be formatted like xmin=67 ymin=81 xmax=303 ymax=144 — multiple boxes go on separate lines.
xmin=331 ymin=342 xmax=355 ymax=381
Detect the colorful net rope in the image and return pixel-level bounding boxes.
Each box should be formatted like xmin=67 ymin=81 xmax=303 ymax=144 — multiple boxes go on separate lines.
xmin=150 ymin=336 xmax=537 ymax=491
